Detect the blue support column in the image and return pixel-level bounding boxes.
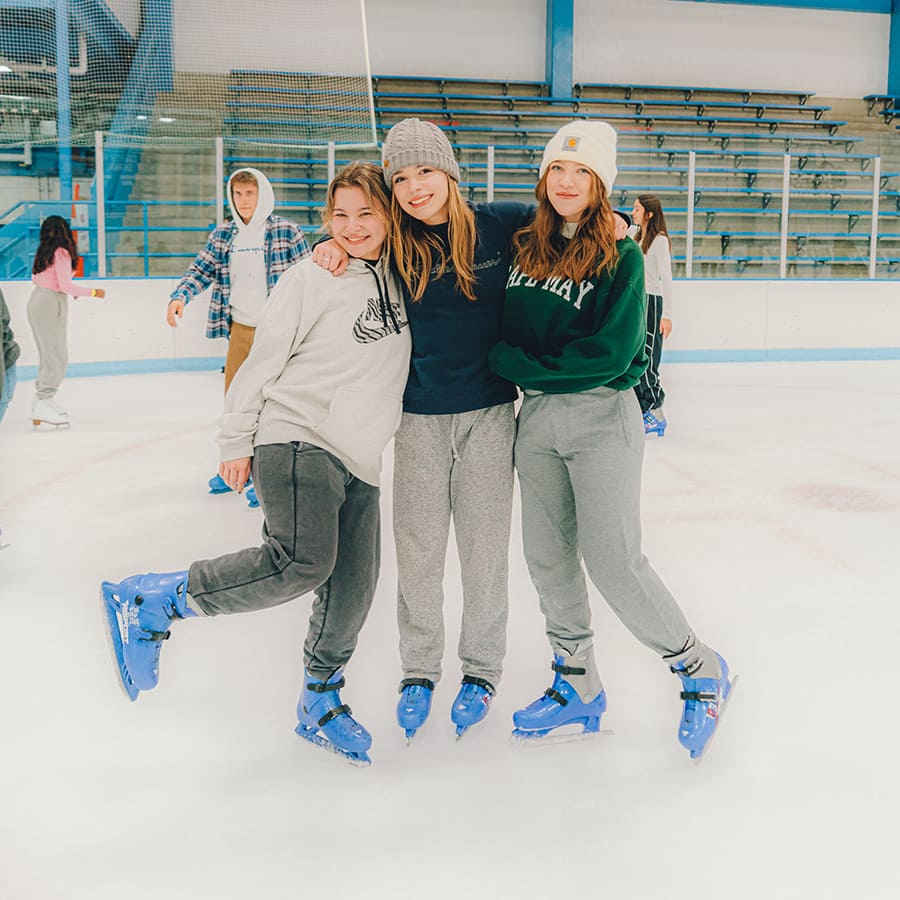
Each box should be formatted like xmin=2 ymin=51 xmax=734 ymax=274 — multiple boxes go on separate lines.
xmin=143 ymin=0 xmax=174 ymax=91
xmin=56 ymin=0 xmax=73 ymax=202
xmin=890 ymin=0 xmax=900 ymax=96
xmin=546 ymin=0 xmax=574 ymax=98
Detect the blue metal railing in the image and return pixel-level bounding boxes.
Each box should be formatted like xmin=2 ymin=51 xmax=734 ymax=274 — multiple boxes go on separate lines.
xmin=0 ymin=197 xmax=321 ymax=279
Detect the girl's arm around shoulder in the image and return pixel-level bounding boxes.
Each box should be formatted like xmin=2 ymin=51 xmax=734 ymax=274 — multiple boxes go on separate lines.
xmin=477 ymin=200 xmax=536 ymax=239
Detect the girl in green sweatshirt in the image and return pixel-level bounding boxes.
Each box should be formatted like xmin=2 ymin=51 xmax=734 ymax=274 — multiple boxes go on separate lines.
xmin=489 ymin=121 xmax=733 ymax=761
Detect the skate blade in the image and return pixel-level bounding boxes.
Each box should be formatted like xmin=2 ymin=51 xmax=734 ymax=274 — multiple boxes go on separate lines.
xmin=295 ymin=724 xmax=372 ymax=767
xmin=32 ymin=420 xmax=71 ymax=428
xmin=99 ymin=582 xmax=140 ymax=702
xmin=690 ymin=674 xmax=739 ymax=765
xmin=510 ymin=725 xmax=615 ymax=748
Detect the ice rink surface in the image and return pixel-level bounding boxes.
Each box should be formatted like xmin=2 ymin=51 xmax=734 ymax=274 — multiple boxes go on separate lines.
xmin=1 ymin=361 xmax=898 ymax=900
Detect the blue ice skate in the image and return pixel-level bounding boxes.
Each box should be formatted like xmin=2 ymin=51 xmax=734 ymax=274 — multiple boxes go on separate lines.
xmin=245 ymin=485 xmax=259 ymax=508
xmin=100 ymin=570 xmax=193 ymax=701
xmin=511 ymin=655 xmax=607 ymax=744
xmin=396 ymin=678 xmax=435 ymax=743
xmin=643 ymin=410 xmax=667 ymax=437
xmin=296 ymin=670 xmax=372 ymax=766
xmin=451 ymin=676 xmax=494 ymax=739
xmin=208 ymin=473 xmax=231 ymax=494
xmin=208 ymin=473 xmax=252 ymax=495
xmin=671 ymin=653 xmax=733 ymax=760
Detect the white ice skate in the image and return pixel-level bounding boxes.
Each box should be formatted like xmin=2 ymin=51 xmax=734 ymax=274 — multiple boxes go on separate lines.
xmin=32 ymin=398 xmax=70 ymax=428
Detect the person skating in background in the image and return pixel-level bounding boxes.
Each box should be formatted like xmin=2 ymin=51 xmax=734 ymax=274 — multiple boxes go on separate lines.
xmin=27 ymin=216 xmax=106 ymax=427
xmin=167 ymin=168 xmax=309 ymax=506
xmin=489 ymin=122 xmax=732 ymax=760
xmin=101 ymin=163 xmax=410 ymax=766
xmin=631 ymin=194 xmax=673 ymax=437
xmin=1 ymin=286 xmax=20 ymax=547
xmin=315 ymin=119 xmax=533 ymax=742
xmin=0 ymin=287 xmax=19 ymax=425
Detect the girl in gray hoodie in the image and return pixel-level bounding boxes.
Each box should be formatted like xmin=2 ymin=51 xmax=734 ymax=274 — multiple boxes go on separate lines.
xmin=100 ymin=163 xmax=411 ymax=767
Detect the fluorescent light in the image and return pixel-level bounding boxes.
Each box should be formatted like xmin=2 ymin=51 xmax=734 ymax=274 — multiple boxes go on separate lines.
xmin=0 ymin=65 xmax=13 ymax=74
xmin=158 ymin=116 xmax=175 ymax=123
xmin=135 ymin=114 xmax=148 ymax=120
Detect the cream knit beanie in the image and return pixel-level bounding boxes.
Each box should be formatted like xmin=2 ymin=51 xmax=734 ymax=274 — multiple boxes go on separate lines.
xmin=539 ymin=121 xmax=618 ymax=195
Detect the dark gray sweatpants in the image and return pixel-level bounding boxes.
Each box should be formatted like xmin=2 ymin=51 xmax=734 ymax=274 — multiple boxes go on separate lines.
xmin=187 ymin=442 xmax=380 ymax=678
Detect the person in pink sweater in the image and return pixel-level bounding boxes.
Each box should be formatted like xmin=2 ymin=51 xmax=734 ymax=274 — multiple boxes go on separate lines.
xmin=28 ymin=215 xmax=105 ymax=426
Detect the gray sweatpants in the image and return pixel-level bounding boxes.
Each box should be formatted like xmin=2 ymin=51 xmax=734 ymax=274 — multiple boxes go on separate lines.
xmin=393 ymin=404 xmax=515 ymax=687
xmin=187 ymin=442 xmax=381 ymax=679
xmin=515 ymin=387 xmax=717 ymax=677
xmin=27 ymin=286 xmax=68 ymax=400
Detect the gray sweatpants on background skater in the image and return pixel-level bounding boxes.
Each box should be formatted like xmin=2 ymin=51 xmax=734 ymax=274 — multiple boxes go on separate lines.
xmin=26 ymin=286 xmax=68 ymax=400
xmin=514 ymin=387 xmax=718 ymax=683
xmin=187 ymin=442 xmax=381 ymax=678
xmin=394 ymin=404 xmax=515 ymax=688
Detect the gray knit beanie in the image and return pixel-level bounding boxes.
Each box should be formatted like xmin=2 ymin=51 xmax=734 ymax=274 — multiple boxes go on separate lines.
xmin=381 ymin=118 xmax=460 ymax=186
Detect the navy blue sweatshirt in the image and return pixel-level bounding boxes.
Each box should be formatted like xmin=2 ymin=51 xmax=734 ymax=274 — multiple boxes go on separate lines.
xmin=403 ymin=201 xmax=533 ymax=415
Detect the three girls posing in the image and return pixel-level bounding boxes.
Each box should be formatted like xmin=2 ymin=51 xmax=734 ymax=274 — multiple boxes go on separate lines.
xmin=101 ymin=123 xmax=731 ymax=764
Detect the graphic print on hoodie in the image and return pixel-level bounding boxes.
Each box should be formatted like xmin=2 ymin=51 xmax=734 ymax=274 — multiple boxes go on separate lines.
xmin=227 ymin=167 xmax=276 ymax=327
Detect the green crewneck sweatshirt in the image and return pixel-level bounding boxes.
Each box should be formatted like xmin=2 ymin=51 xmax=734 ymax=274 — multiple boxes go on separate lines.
xmin=488 ymin=237 xmax=648 ymax=393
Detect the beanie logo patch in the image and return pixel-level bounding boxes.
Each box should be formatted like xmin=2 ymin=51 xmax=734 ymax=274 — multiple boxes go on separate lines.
xmin=562 ymin=136 xmax=580 ymax=151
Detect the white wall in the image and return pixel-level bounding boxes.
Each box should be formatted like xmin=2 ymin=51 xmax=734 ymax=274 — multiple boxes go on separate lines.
xmin=3 ymin=278 xmax=898 ymax=372
xmin=665 ymin=279 xmax=898 ymax=356
xmin=170 ymin=0 xmax=547 ymax=80
xmin=164 ymin=0 xmax=890 ymax=97
xmin=575 ymin=1 xmax=889 ymax=98
xmin=2 ymin=279 xmax=216 ymax=369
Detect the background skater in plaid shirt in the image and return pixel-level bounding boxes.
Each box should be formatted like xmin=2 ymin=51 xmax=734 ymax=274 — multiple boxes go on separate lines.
xmin=167 ymin=167 xmax=309 ymax=506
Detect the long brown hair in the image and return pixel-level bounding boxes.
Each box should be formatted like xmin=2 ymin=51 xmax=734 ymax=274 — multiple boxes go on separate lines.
xmin=390 ymin=176 xmax=477 ymax=302
xmin=635 ymin=194 xmax=669 ymax=254
xmin=512 ymin=170 xmax=618 ymax=282
xmin=321 ymin=161 xmax=392 ymax=250
xmin=32 ymin=215 xmax=79 ymax=275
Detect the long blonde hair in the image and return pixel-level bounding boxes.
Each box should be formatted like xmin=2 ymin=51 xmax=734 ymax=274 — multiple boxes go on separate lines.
xmin=390 ymin=176 xmax=477 ymax=302
xmin=512 ymin=170 xmax=618 ymax=282
xmin=321 ymin=162 xmax=392 ymax=246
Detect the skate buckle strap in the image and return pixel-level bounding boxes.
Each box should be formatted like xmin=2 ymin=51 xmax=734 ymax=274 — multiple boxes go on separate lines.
xmin=544 ymin=688 xmax=569 ymax=706
xmin=552 ymin=662 xmax=586 ymax=676
xmin=399 ymin=677 xmax=435 ymax=692
xmin=144 ymin=631 xmax=170 ymax=643
xmin=462 ymin=675 xmax=495 ymax=694
xmin=317 ymin=704 xmax=351 ymax=727
xmin=307 ymin=676 xmax=346 ymax=693
xmin=680 ymin=690 xmax=718 ymax=702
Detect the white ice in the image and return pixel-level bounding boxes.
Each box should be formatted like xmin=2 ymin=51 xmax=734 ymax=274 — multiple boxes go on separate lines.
xmin=1 ymin=361 xmax=898 ymax=900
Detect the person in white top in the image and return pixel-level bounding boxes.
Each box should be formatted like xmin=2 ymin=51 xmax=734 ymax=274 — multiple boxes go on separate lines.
xmin=631 ymin=194 xmax=673 ymax=437
xmin=100 ymin=163 xmax=411 ymax=767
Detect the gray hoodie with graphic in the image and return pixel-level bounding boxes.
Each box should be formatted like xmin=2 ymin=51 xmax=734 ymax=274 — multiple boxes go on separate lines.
xmin=218 ymin=255 xmax=411 ymax=487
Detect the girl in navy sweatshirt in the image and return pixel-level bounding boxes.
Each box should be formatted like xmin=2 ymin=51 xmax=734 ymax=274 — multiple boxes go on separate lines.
xmin=316 ymin=119 xmax=532 ymax=741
